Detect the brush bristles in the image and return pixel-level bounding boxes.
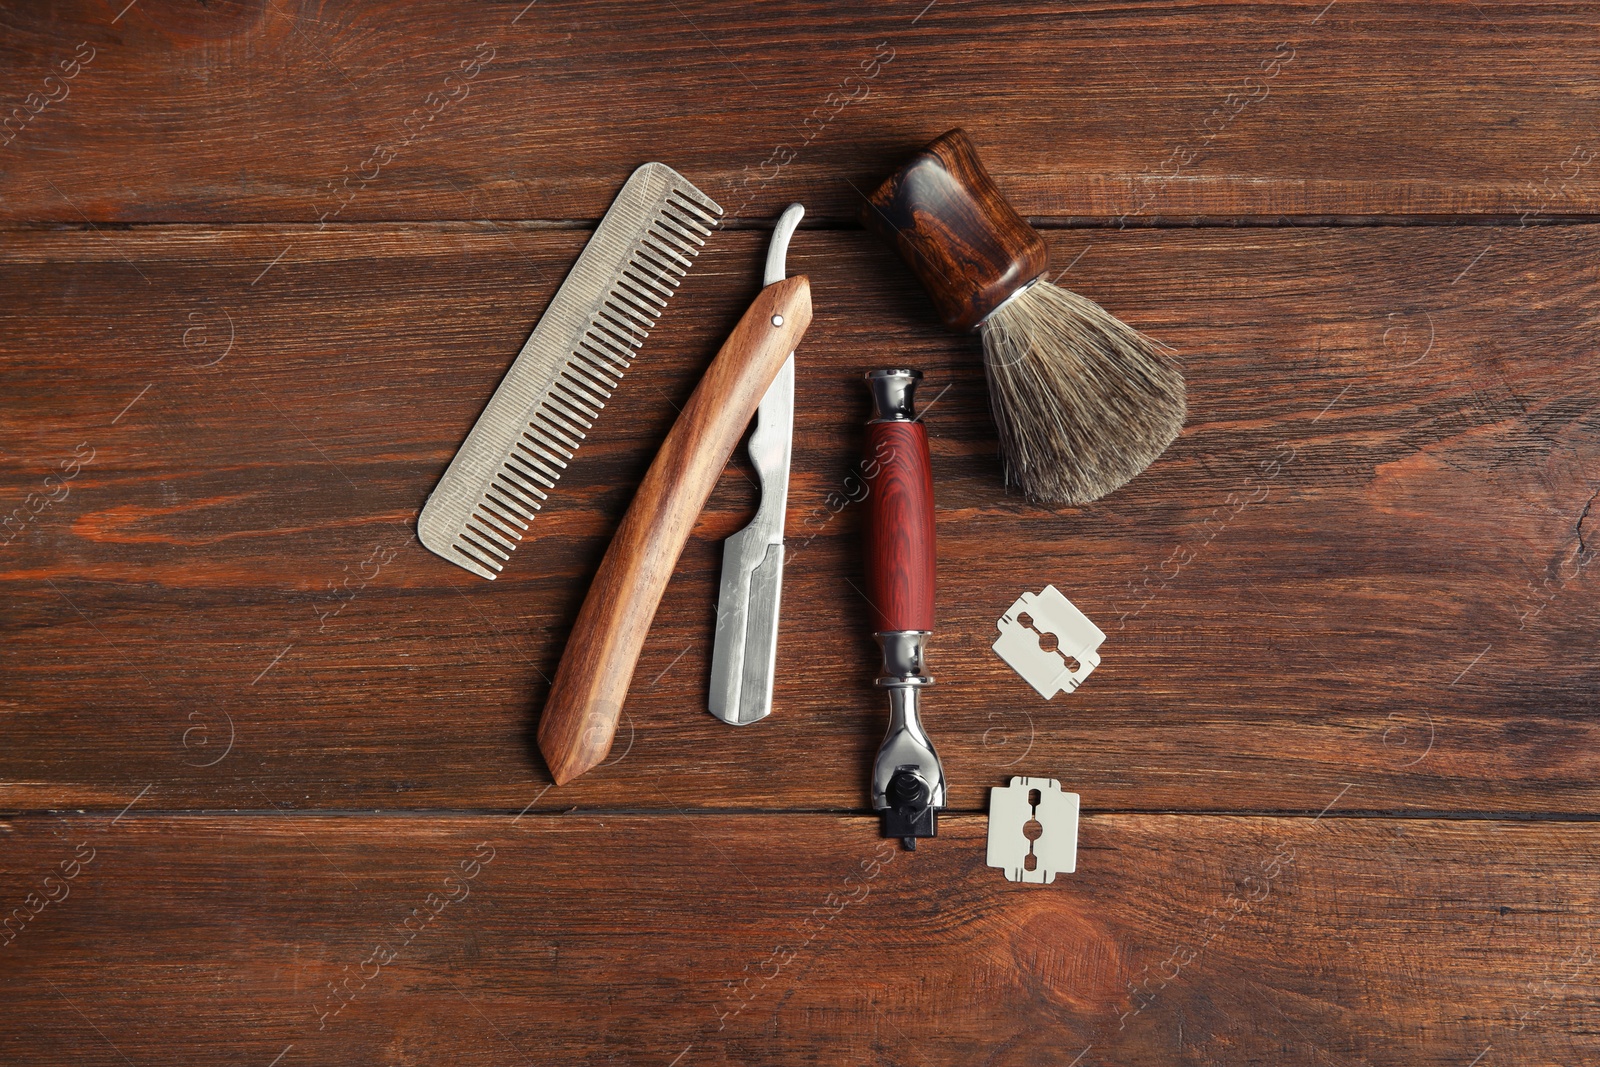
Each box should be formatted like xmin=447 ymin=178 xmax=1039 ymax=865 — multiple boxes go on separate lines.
xmin=979 ymin=281 xmax=1185 ymax=506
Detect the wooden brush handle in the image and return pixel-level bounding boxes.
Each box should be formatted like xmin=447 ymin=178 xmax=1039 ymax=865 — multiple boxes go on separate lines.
xmin=538 ymin=275 xmax=813 ymax=785
xmin=862 ymin=128 xmax=1047 ymax=333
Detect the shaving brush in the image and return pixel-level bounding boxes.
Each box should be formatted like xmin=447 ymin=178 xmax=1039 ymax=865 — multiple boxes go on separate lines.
xmin=863 ymin=128 xmax=1185 ymax=505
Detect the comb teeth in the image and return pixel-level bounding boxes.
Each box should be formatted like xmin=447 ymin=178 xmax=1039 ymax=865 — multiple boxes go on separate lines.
xmin=419 ymin=163 xmax=723 ymax=579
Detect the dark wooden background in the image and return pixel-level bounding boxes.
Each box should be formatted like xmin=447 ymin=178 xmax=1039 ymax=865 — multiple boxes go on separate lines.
xmin=3 ymin=1 xmax=1598 ymax=1063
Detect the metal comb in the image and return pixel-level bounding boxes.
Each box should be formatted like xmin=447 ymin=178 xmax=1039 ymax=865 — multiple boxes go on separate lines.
xmin=418 ymin=163 xmax=723 ymax=578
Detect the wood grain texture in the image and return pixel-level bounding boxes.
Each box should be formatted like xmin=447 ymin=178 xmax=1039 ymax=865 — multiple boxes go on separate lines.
xmin=538 ymin=275 xmax=813 ymax=785
xmin=3 ymin=2 xmax=1600 ymax=223
xmin=864 ymin=128 xmax=1048 ymax=331
xmin=2 ymin=811 xmax=1598 ymax=1065
xmin=4 ymin=1 xmax=1599 ymax=1058
xmin=863 ymin=418 xmax=937 ymax=634
xmin=1 ymin=225 xmax=1597 ymax=815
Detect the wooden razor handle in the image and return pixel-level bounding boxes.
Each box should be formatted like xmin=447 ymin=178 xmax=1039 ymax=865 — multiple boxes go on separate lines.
xmin=862 ymin=128 xmax=1047 ymax=333
xmin=862 ymin=370 xmax=935 ymax=635
xmin=538 ymin=275 xmax=813 ymax=785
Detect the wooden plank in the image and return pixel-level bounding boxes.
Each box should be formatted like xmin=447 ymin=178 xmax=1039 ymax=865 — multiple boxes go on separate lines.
xmin=1 ymin=225 xmax=1597 ymax=814
xmin=3 ymin=1 xmax=1599 ymax=223
xmin=1 ymin=812 xmax=1596 ymax=1065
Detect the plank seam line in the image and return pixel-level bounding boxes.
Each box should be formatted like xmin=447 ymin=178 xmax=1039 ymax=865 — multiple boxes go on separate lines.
xmin=3 ymin=215 xmax=1600 ymax=234
xmin=5 ymin=808 xmax=1600 ymax=822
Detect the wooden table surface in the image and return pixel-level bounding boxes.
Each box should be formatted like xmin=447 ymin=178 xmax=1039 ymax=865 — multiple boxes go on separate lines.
xmin=4 ymin=2 xmax=1598 ymax=1064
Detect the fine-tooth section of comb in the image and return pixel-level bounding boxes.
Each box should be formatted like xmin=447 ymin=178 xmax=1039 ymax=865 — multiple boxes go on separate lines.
xmin=418 ymin=163 xmax=722 ymax=578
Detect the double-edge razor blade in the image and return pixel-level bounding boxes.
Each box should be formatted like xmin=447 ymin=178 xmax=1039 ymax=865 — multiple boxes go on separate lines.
xmin=418 ymin=163 xmax=723 ymax=579
xmin=987 ymin=776 xmax=1079 ymax=884
xmin=994 ymin=585 xmax=1105 ymax=699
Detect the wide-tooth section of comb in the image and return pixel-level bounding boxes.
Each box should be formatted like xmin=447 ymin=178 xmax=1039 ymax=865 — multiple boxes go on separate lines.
xmin=419 ymin=163 xmax=722 ymax=579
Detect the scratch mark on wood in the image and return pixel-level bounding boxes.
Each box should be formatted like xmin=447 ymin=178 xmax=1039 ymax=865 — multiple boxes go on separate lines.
xmin=1451 ymin=644 xmax=1492 ymax=686
xmin=111 ymin=383 xmax=154 ymax=425
xmin=253 ymin=644 xmax=293 ymax=685
xmin=111 ymin=782 xmax=154 ymax=825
